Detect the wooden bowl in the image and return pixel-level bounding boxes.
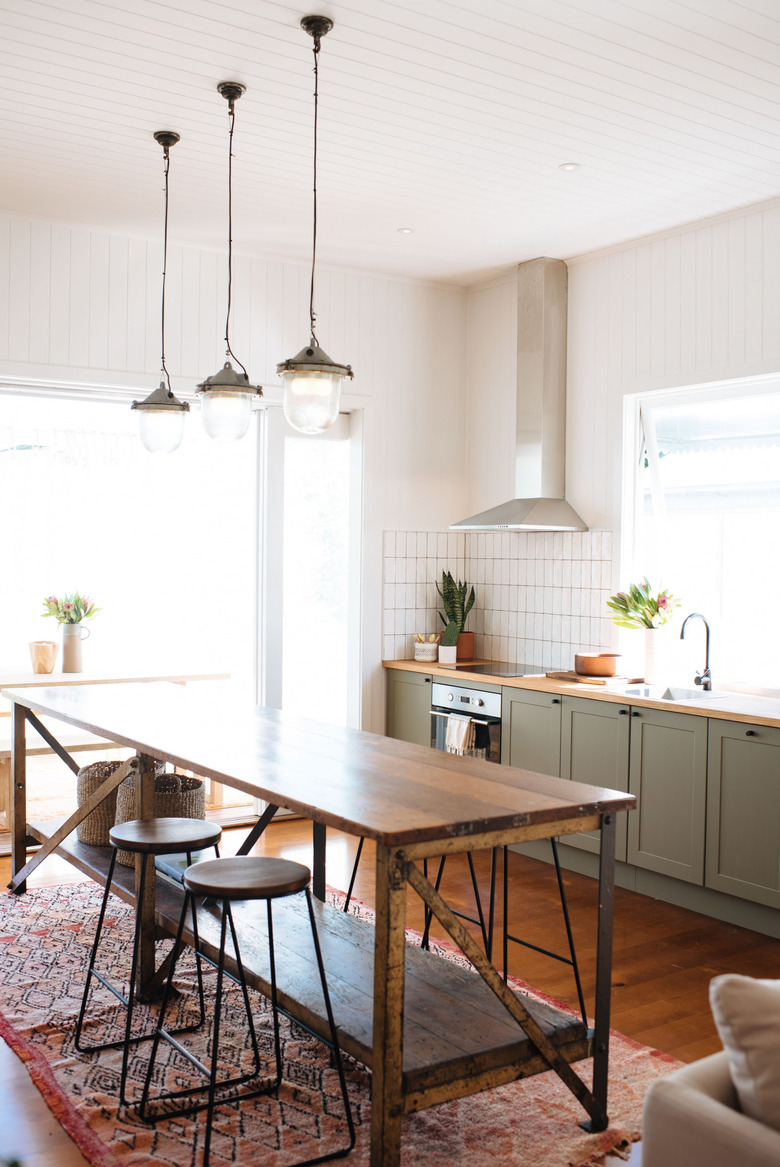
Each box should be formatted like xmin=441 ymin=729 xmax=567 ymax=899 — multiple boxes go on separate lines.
xmin=574 ymin=653 xmax=621 ymax=677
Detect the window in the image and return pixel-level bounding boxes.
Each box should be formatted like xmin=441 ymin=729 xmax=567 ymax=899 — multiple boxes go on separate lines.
xmin=260 ymin=409 xmax=359 ymax=728
xmin=0 ymin=393 xmax=258 ymax=687
xmin=630 ymin=379 xmax=780 ymax=689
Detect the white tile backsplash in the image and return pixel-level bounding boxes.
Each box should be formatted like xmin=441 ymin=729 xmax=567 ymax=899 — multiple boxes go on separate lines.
xmin=382 ymin=529 xmax=616 ymax=665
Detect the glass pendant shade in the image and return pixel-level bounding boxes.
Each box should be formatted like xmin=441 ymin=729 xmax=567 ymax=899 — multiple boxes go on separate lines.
xmin=282 ymin=370 xmax=341 ymax=434
xmin=196 ymin=362 xmax=261 ymax=442
xmin=132 ymin=382 xmax=189 ymax=454
xmin=200 ymin=390 xmax=253 ymax=441
xmin=277 ymin=343 xmax=352 ymax=435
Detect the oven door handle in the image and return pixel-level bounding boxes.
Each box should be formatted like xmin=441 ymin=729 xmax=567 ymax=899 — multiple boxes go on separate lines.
xmin=430 ymin=710 xmax=498 ymax=727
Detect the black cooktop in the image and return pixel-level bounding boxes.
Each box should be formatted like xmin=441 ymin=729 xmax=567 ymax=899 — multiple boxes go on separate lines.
xmin=438 ymin=662 xmax=546 ymax=678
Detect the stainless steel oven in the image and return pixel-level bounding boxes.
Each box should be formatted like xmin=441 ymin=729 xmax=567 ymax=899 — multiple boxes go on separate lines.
xmin=430 ymin=682 xmax=502 ymax=763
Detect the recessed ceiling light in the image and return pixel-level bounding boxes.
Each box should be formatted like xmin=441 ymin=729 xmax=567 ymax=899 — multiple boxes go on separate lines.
xmin=396 ymin=227 xmax=415 ymax=234
xmin=558 ymin=162 xmax=580 ymax=172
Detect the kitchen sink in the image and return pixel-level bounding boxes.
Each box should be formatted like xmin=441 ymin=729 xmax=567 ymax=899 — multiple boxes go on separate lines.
xmin=619 ymin=685 xmax=722 ymax=702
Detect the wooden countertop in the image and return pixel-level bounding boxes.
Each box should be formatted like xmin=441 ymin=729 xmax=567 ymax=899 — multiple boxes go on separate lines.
xmin=2 ymin=681 xmax=634 ymax=847
xmin=383 ymin=658 xmax=780 ymax=729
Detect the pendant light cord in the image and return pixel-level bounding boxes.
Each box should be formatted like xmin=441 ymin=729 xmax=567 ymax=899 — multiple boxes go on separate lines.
xmin=224 ymin=96 xmax=249 ymax=379
xmin=160 ymin=144 xmax=174 ymax=397
xmin=309 ymin=33 xmax=321 ymax=346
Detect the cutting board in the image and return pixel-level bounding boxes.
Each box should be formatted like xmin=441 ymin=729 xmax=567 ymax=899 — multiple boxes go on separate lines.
xmin=545 ymin=671 xmax=642 ymax=686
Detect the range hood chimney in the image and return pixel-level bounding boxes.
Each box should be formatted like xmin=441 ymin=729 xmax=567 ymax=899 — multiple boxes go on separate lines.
xmin=452 ymin=257 xmax=587 ymax=532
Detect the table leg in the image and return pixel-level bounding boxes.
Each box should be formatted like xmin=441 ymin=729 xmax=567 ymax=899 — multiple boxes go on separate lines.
xmin=312 ymin=820 xmax=326 ymax=901
xmin=135 ymin=753 xmax=157 ymax=996
xmin=10 ymin=703 xmax=27 ymax=893
xmin=236 ymin=802 xmax=280 ymax=856
xmin=589 ymin=812 xmax=616 ymax=1131
xmin=370 ymin=843 xmax=407 ymax=1167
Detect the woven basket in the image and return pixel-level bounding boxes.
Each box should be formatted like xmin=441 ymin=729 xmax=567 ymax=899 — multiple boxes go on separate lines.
xmin=76 ymin=760 xmax=126 ymax=846
xmin=114 ymin=771 xmax=205 ymax=866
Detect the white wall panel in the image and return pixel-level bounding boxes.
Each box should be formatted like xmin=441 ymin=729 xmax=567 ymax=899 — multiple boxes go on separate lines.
xmin=28 ymin=220 xmax=49 ymax=365
xmin=0 ymin=217 xmax=10 ymax=362
xmin=8 ymin=219 xmax=30 ymax=363
xmin=566 ymin=200 xmax=780 ymax=536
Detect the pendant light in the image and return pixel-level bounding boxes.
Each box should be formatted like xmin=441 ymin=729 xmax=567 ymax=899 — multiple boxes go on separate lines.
xmin=196 ymin=82 xmax=262 ymax=442
xmin=277 ymin=16 xmax=353 ymax=435
xmin=132 ymin=132 xmax=190 ymax=454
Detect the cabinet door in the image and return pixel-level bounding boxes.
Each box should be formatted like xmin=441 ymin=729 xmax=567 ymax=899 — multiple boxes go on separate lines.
xmin=706 ymin=721 xmax=780 ymax=909
xmin=501 ymin=689 xmax=561 ymax=776
xmin=386 ymin=670 xmax=432 ymax=747
xmin=628 ymin=708 xmax=707 ymax=884
xmin=560 ymin=696 xmax=630 ymax=860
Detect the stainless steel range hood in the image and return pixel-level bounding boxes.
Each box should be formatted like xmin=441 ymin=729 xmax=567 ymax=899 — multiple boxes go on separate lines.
xmin=452 ymin=257 xmax=587 ymax=532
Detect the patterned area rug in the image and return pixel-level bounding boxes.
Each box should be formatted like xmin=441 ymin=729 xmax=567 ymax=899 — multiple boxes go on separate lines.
xmin=0 ymin=882 xmax=681 ymax=1167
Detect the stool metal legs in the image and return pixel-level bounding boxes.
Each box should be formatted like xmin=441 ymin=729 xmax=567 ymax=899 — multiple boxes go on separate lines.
xmin=138 ymin=893 xmax=266 ymax=1125
xmin=75 ymin=848 xmax=209 ymax=1108
xmin=141 ymin=888 xmax=355 ymax=1167
xmin=502 ymin=840 xmax=588 ymax=1025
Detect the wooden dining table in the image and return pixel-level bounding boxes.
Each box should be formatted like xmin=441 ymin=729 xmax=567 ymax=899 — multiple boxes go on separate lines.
xmin=3 ymin=680 xmax=635 ymax=1166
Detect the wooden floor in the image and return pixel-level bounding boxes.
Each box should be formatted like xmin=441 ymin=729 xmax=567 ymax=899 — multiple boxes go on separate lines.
xmin=5 ymin=819 xmax=780 ymax=1165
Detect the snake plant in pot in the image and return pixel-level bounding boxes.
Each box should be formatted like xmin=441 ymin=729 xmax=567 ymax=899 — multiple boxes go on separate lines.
xmin=437 ymin=572 xmax=476 ymax=661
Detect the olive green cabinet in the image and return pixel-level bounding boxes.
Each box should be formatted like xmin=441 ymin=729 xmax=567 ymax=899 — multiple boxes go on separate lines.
xmin=706 ymin=720 xmax=780 ymax=909
xmin=560 ymin=696 xmax=630 ymax=860
xmin=627 ymin=707 xmax=708 ymax=884
xmin=501 ymin=688 xmax=562 ymax=776
xmin=386 ymin=670 xmax=432 ymax=748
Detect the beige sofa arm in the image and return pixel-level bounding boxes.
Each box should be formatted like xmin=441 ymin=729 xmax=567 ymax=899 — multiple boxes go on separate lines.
xmin=643 ymin=1052 xmax=780 ymax=1167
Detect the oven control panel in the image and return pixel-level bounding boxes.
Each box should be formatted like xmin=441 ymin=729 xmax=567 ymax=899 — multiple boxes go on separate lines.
xmin=430 ymin=682 xmax=501 ymax=718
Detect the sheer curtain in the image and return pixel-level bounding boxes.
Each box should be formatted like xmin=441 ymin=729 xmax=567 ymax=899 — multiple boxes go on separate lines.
xmin=0 ymin=393 xmax=257 ymax=689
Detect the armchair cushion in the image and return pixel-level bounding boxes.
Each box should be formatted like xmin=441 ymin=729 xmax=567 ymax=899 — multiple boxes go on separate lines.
xmin=709 ymin=973 xmax=780 ymax=1132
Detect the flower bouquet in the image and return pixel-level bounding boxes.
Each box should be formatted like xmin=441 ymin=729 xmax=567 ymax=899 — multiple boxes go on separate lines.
xmin=606 ymin=578 xmax=679 ymax=629
xmin=42 ymin=593 xmax=99 ymax=624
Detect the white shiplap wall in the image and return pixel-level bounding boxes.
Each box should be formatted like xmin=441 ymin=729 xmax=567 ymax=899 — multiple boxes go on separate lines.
xmin=567 ymin=199 xmax=780 ymax=533
xmin=0 ymin=211 xmax=468 ymax=531
xmin=465 ymin=196 xmax=780 ymax=567
xmin=0 ymin=211 xmax=468 ymax=732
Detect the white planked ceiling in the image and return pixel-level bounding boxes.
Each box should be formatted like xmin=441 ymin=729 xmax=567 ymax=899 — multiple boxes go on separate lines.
xmin=1 ymin=0 xmax=780 ymax=284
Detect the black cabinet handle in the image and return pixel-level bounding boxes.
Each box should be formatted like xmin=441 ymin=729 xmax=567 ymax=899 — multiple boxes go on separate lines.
xmin=618 ymin=709 xmax=628 ymax=715
xmin=631 ymin=711 xmax=640 ymax=717
xmin=552 ymin=698 xmax=560 ymax=705
xmin=746 ymin=729 xmax=757 ymax=737
xmin=423 ymin=677 xmax=431 ymax=683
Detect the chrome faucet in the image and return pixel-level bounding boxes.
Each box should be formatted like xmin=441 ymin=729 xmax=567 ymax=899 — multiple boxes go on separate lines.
xmin=680 ymin=613 xmax=712 ymax=691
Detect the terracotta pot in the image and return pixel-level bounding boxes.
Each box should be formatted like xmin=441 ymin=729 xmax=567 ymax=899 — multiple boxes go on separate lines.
xmin=456 ymin=632 xmax=475 ymax=661
xmin=574 ymin=652 xmax=620 ymax=677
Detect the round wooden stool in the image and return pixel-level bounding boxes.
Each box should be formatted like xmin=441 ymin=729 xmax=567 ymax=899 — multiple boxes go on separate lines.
xmin=74 ymin=816 xmax=222 ymax=1107
xmin=138 ymin=855 xmax=355 ymax=1167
